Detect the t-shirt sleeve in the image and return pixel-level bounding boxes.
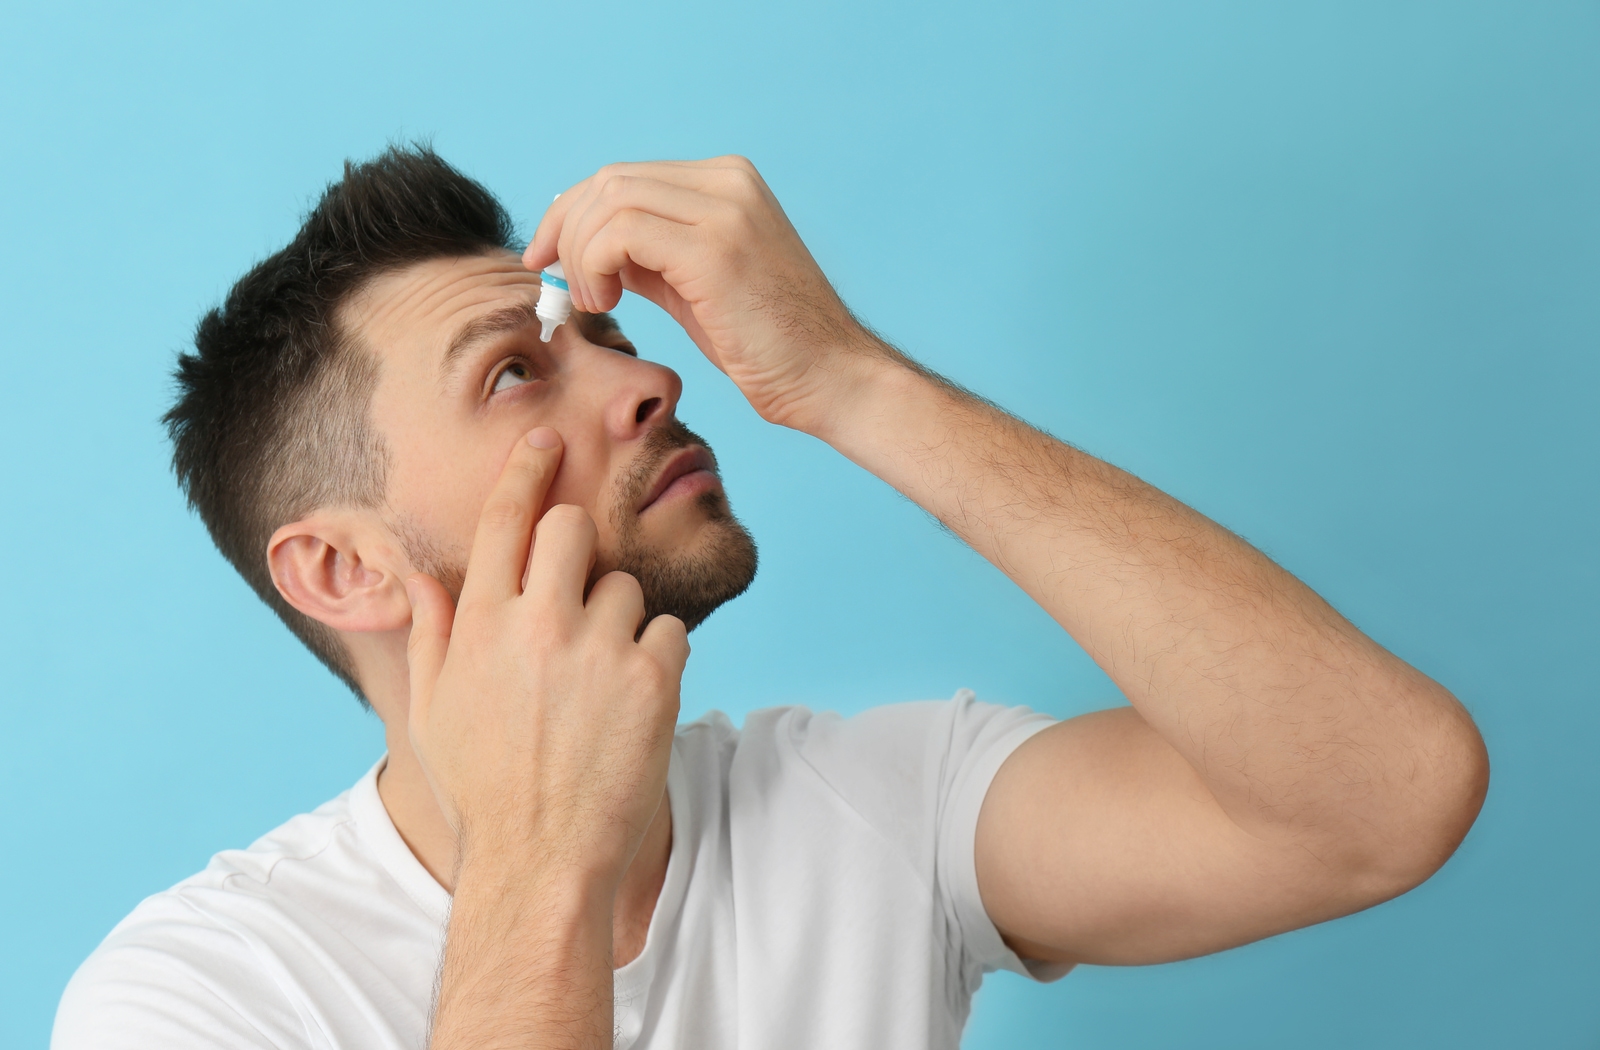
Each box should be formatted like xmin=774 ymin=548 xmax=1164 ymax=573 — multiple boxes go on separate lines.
xmin=53 ymin=895 xmax=306 ymax=1049
xmin=780 ymin=690 xmax=1057 ymax=981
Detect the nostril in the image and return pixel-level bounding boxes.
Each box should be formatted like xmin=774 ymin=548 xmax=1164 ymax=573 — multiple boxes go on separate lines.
xmin=635 ymin=397 xmax=662 ymax=425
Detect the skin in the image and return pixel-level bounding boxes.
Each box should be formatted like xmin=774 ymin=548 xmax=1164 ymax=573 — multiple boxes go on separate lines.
xmin=268 ymin=157 xmax=1490 ymax=1049
xmin=268 ymin=257 xmax=694 ymax=964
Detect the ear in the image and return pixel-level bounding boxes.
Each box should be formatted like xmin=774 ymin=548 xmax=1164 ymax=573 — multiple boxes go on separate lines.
xmin=267 ymin=514 xmax=412 ymax=635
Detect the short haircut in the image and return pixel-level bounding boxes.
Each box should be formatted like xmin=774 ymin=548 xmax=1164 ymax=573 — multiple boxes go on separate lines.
xmin=164 ymin=145 xmax=516 ymax=701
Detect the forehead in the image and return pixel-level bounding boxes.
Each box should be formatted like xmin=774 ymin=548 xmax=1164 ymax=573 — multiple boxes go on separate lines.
xmin=341 ymin=250 xmax=537 ymax=369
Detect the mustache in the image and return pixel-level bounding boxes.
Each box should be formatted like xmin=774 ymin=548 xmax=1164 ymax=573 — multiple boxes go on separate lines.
xmin=612 ymin=419 xmax=719 ymax=523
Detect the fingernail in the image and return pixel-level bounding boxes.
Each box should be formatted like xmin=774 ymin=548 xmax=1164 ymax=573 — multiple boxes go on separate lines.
xmin=403 ymin=578 xmax=419 ymax=605
xmin=527 ymin=427 xmax=561 ymax=449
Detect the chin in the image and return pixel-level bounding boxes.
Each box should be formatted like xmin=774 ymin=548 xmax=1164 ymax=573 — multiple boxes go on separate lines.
xmin=615 ymin=493 xmax=758 ymax=632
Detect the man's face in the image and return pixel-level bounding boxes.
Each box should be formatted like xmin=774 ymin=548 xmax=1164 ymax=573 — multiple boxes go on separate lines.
xmin=348 ymin=250 xmax=756 ymax=629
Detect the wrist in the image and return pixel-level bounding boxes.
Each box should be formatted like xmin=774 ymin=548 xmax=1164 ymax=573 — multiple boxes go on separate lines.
xmin=453 ymin=820 xmax=627 ymax=902
xmin=452 ymin=848 xmax=617 ymax=931
xmin=433 ymin=838 xmax=618 ymax=1050
xmin=793 ymin=343 xmax=949 ymax=453
xmin=772 ymin=333 xmax=929 ymax=441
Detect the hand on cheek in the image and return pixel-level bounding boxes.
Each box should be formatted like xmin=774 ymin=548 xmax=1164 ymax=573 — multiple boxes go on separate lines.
xmin=403 ymin=425 xmax=689 ymax=879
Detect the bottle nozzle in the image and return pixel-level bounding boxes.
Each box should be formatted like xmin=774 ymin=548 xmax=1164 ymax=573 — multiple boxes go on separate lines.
xmin=534 ymin=262 xmax=572 ymax=343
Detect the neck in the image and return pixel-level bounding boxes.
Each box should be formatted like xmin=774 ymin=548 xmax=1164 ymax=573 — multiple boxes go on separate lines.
xmin=362 ymin=639 xmax=672 ymax=968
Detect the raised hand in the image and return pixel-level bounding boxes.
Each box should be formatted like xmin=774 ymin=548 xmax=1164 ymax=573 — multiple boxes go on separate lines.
xmin=523 ymin=157 xmax=892 ymax=433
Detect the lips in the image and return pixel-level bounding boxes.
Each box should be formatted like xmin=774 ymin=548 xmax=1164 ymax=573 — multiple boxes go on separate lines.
xmin=637 ymin=446 xmax=718 ymax=513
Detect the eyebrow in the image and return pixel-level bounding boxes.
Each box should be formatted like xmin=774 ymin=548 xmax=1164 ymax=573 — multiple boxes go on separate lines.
xmin=583 ymin=310 xmax=624 ymax=340
xmin=438 ymin=301 xmax=543 ymax=382
xmin=437 ymin=303 xmax=633 ymax=384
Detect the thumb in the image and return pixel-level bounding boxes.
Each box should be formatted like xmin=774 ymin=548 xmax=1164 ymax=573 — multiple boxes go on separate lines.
xmin=404 ymin=573 xmax=456 ymax=716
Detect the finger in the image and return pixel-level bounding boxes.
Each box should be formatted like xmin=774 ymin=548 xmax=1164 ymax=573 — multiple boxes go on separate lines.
xmin=537 ymin=160 xmax=732 ymax=307
xmin=585 ymin=570 xmax=647 ymax=637
xmin=522 ymin=503 xmax=599 ymax=611
xmin=575 ymin=209 xmax=713 ymax=314
xmin=614 ymin=263 xmax=712 ymax=353
xmin=637 ymin=613 xmax=690 ymax=679
xmin=526 ymin=183 xmax=587 ymax=271
xmin=556 ymin=177 xmax=618 ymax=312
xmin=528 ymin=159 xmax=762 ymax=300
xmin=533 ymin=171 xmax=617 ymax=282
xmin=404 ymin=573 xmax=456 ymax=719
xmin=461 ymin=427 xmax=564 ymax=604
xmin=564 ymin=179 xmax=728 ymax=313
xmin=539 ymin=171 xmax=676 ymax=310
xmin=564 ymin=162 xmax=761 ymax=308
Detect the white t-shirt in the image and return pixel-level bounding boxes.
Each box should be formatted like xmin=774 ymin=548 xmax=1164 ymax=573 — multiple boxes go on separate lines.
xmin=54 ymin=692 xmax=1056 ymax=1050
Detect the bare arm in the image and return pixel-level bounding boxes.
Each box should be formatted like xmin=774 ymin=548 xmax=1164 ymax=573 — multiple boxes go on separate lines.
xmin=529 ymin=156 xmax=1488 ymax=968
xmin=815 ymin=361 xmax=1488 ymax=964
xmin=430 ymin=866 xmax=614 ymax=1048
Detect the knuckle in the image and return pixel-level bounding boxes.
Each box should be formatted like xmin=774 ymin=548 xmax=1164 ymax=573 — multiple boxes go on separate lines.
xmin=724 ymin=206 xmax=758 ymax=240
xmin=540 ymin=503 xmax=593 ymax=534
xmin=603 ymin=569 xmax=643 ymax=599
xmin=479 ymin=495 xmax=527 ymax=529
xmin=616 ymin=208 xmax=648 ymax=237
xmin=558 ymin=502 xmax=593 ymax=526
xmin=509 ymin=454 xmax=554 ymax=483
xmin=723 ymin=165 xmax=761 ymax=199
xmin=541 ymin=618 xmax=578 ymax=650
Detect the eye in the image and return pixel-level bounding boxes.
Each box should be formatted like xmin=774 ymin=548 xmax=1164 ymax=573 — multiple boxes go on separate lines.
xmin=492 ymin=360 xmax=537 ymax=394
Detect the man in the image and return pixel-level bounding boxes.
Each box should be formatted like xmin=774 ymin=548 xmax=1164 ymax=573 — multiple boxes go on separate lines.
xmin=54 ymin=147 xmax=1488 ymax=1049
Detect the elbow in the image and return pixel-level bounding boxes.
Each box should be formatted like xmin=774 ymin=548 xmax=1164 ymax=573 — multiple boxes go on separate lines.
xmin=1348 ymin=684 xmax=1491 ymax=904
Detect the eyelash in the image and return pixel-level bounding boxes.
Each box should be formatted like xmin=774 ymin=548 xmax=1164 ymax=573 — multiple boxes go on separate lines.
xmin=486 ymin=339 xmax=639 ymax=398
xmin=489 ymin=358 xmax=539 ymax=395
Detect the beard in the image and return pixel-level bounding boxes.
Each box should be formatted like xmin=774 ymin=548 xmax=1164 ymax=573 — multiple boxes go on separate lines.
xmin=400 ymin=419 xmax=758 ymax=633
xmin=605 ymin=419 xmax=759 ymax=631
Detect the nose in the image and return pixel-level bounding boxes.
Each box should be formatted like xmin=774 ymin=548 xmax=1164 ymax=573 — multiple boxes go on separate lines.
xmin=599 ymin=352 xmax=683 ymax=441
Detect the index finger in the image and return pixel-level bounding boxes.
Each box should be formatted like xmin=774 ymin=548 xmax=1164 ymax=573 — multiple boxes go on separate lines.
xmin=459 ymin=427 xmax=564 ymax=605
xmin=522 ymin=158 xmax=758 ymax=273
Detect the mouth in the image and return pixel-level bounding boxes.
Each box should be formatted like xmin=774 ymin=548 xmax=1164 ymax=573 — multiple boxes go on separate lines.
xmin=637 ymin=445 xmax=720 ymax=514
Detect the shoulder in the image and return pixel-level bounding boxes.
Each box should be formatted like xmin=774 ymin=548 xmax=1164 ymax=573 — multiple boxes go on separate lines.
xmin=731 ymin=691 xmax=1055 ymax=791
xmin=53 ymin=775 xmax=388 ymax=1048
xmin=53 ymin=877 xmax=308 ymax=1047
xmin=700 ymin=694 xmax=1057 ymax=987
xmin=711 ymin=692 xmax=1054 ymax=865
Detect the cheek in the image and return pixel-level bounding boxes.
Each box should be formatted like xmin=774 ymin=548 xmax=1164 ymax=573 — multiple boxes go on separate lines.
xmin=542 ymin=436 xmax=611 ymax=514
xmin=542 ymin=453 xmax=628 ymax=555
xmin=383 ymin=446 xmax=488 ymax=564
xmin=386 ymin=408 xmax=624 ymax=561
xmin=404 ymin=482 xmax=483 ymax=567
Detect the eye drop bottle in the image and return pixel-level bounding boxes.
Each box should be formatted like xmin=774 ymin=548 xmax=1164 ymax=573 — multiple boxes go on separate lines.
xmin=535 ymin=261 xmax=572 ymax=342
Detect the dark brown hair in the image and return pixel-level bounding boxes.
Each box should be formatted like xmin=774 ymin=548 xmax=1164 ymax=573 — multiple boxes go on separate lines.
xmin=164 ymin=144 xmax=516 ymax=700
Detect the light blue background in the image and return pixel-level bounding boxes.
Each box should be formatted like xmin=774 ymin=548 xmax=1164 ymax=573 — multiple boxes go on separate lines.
xmin=2 ymin=1 xmax=1595 ymax=1046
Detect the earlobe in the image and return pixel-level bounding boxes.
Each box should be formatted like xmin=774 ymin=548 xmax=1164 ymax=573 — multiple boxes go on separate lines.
xmin=267 ymin=518 xmax=412 ymax=634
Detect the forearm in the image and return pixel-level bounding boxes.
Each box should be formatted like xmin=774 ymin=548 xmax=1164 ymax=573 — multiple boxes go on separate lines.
xmin=809 ymin=347 xmax=1482 ymax=855
xmin=430 ymin=854 xmax=616 ymax=1050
